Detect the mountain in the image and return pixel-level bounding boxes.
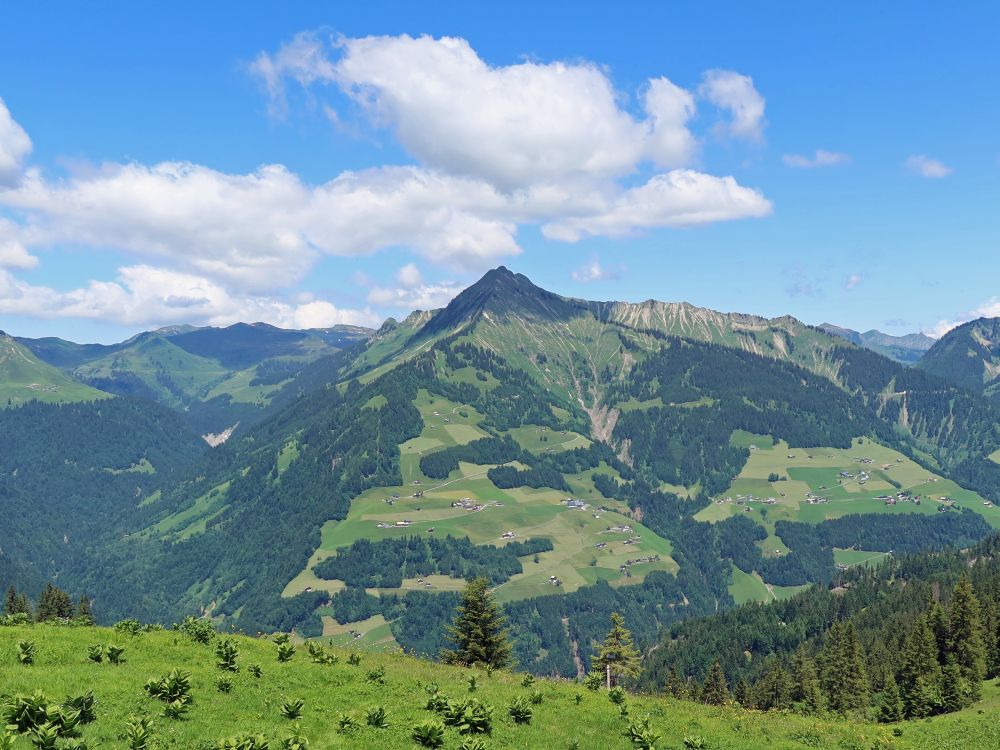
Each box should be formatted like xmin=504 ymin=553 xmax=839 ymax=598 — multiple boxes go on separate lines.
xmin=819 ymin=323 xmax=934 ymax=364
xmin=5 ymin=267 xmax=1000 ymax=680
xmin=0 ymin=330 xmax=109 ymax=406
xmin=916 ymin=317 xmax=1000 ymax=402
xmin=17 ymin=322 xmax=373 ymax=435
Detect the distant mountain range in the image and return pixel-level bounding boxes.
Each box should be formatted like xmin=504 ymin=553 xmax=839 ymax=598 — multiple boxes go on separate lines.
xmin=818 ymin=323 xmax=935 ymax=364
xmin=917 ymin=317 xmax=1000 ymax=403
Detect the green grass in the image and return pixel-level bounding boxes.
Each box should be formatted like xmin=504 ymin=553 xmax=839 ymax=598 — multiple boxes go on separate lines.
xmin=506 ymin=425 xmax=592 ymax=454
xmin=0 ymin=335 xmax=110 ymax=406
xmin=990 ymin=448 xmax=1000 ymax=466
xmin=834 ymin=548 xmax=893 ymax=568
xmin=1 ymin=624 xmax=996 ymax=749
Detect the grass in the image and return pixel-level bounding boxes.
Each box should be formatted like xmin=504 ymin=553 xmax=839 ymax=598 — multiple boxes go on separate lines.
xmin=697 ymin=436 xmax=1000 ymax=532
xmin=0 ymin=335 xmax=110 ymax=406
xmin=990 ymin=448 xmax=1000 ymax=466
xmin=1 ymin=624 xmax=997 ymax=749
xmin=834 ymin=548 xmax=893 ymax=568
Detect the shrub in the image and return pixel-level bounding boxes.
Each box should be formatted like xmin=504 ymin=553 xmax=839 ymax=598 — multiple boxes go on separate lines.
xmin=16 ymin=640 xmax=36 ymax=665
xmin=215 ymin=639 xmax=239 ymax=672
xmin=272 ymin=633 xmax=290 ymax=645
xmin=175 ymin=616 xmax=216 ymax=645
xmin=459 ymin=738 xmax=487 ymax=750
xmin=347 ymin=652 xmax=362 ymax=666
xmin=425 ymin=691 xmax=450 ymax=713
xmin=248 ymin=664 xmax=263 ymax=679
xmin=411 ymin=720 xmax=445 ymax=748
xmin=467 ymin=674 xmax=478 ymax=692
xmin=306 ymin=642 xmax=338 ymax=665
xmin=280 ymin=725 xmax=309 ymax=750
xmin=106 ymin=645 xmax=126 ymax=665
xmin=365 ymin=706 xmax=389 ymax=729
xmin=276 ymin=642 xmax=296 ymax=663
xmin=585 ymin=672 xmax=603 ymax=691
xmin=683 ymin=736 xmax=707 ymax=750
xmin=574 ymin=692 xmax=583 ymax=705
xmin=144 ymin=669 xmax=192 ymax=704
xmin=521 ymin=674 xmax=535 ymax=688
xmin=508 ymin=697 xmax=533 ymax=725
xmin=28 ymin=722 xmax=61 ymax=750
xmin=280 ymin=700 xmax=304 ymax=721
xmin=2 ymin=691 xmax=49 ymax=733
xmin=86 ymin=644 xmax=104 ymax=663
xmin=627 ymin=718 xmax=661 ymax=750
xmin=529 ymin=690 xmax=543 ymax=705
xmin=115 ymin=619 xmax=144 ymax=636
xmin=608 ymin=686 xmax=626 ymax=705
xmin=124 ymin=716 xmax=153 ymax=750
xmin=216 ymin=676 xmax=234 ymax=693
xmin=216 ymin=734 xmax=269 ymax=750
xmin=335 ymin=714 xmax=358 ymax=734
xmin=63 ymin=692 xmax=96 ymax=724
xmin=443 ymin=699 xmax=493 ymax=735
xmin=365 ymin=666 xmax=386 ymax=685
xmin=163 ymin=699 xmax=189 ymax=720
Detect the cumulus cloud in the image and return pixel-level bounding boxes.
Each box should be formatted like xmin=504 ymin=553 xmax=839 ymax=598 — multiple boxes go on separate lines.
xmin=571 ymin=257 xmax=620 ymax=283
xmin=783 ymin=150 xmax=850 ymax=168
xmin=0 ymin=265 xmax=378 ymax=328
xmin=0 ymin=97 xmax=32 ymax=186
xmin=0 ymin=219 xmax=37 ymax=269
xmin=699 ymin=70 xmax=767 ymax=141
xmin=543 ymin=170 xmax=771 ymax=241
xmin=905 ymin=155 xmax=952 ymax=179
xmin=925 ymin=297 xmax=1000 ymax=338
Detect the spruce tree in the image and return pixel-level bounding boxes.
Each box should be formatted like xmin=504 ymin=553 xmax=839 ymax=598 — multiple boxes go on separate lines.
xmin=948 ymin=575 xmax=986 ymax=702
xmin=940 ymin=659 xmax=964 ymax=713
xmin=442 ymin=577 xmax=511 ymax=668
xmin=791 ymin=644 xmax=824 ymax=714
xmin=899 ymin=616 xmax=941 ymax=718
xmin=5 ymin=585 xmax=16 ymax=615
xmin=733 ymin=677 xmax=753 ymax=708
xmin=665 ymin=665 xmax=688 ymax=699
xmin=592 ymin=612 xmax=640 ymax=689
xmin=927 ymin=600 xmax=950 ymax=666
xmin=820 ymin=620 xmax=869 ymax=714
xmin=35 ymin=583 xmax=73 ymax=621
xmin=878 ymin=677 xmax=905 ymax=723
xmin=753 ymin=660 xmax=792 ymax=711
xmin=701 ymin=660 xmax=730 ymax=706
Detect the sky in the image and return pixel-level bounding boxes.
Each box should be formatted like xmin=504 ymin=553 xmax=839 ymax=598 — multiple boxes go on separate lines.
xmin=1 ymin=2 xmax=998 ymax=344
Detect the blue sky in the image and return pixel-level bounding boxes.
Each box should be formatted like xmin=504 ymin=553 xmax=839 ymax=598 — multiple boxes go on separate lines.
xmin=0 ymin=1 xmax=998 ymax=343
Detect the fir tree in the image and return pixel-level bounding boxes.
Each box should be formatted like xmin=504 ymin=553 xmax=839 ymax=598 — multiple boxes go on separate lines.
xmin=592 ymin=612 xmax=640 ymax=689
xmin=701 ymin=660 xmax=730 ymax=706
xmin=878 ymin=677 xmax=905 ymax=723
xmin=899 ymin=616 xmax=941 ymax=719
xmin=665 ymin=665 xmax=688 ymax=699
xmin=35 ymin=583 xmax=74 ymax=621
xmin=948 ymin=575 xmax=986 ymax=701
xmin=442 ymin=577 xmax=511 ymax=669
xmin=5 ymin=585 xmax=15 ymax=615
xmin=790 ymin=645 xmax=824 ymax=714
xmin=753 ymin=660 xmax=792 ymax=711
xmin=733 ymin=677 xmax=753 ymax=708
xmin=927 ymin=599 xmax=950 ymax=666
xmin=940 ymin=659 xmax=965 ymax=713
xmin=820 ymin=620 xmax=869 ymax=714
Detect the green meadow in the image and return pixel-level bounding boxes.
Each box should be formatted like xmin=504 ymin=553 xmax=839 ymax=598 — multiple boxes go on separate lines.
xmin=2 ymin=624 xmax=997 ymax=750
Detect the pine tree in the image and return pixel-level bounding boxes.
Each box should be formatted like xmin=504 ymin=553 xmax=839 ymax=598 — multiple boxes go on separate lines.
xmin=753 ymin=659 xmax=792 ymax=711
xmin=878 ymin=677 xmax=905 ymax=723
xmin=701 ymin=660 xmax=730 ymax=706
xmin=790 ymin=645 xmax=824 ymax=714
xmin=4 ymin=586 xmax=16 ymax=615
xmin=442 ymin=577 xmax=511 ymax=669
xmin=940 ymin=659 xmax=965 ymax=713
xmin=948 ymin=575 xmax=986 ymax=702
xmin=592 ymin=612 xmax=640 ymax=689
xmin=35 ymin=583 xmax=74 ymax=621
xmin=899 ymin=616 xmax=941 ymax=718
xmin=820 ymin=620 xmax=869 ymax=714
xmin=927 ymin=600 xmax=950 ymax=666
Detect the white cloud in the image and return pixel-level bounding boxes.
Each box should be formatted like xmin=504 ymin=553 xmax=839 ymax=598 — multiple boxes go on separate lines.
xmin=905 ymin=155 xmax=952 ymax=179
xmin=845 ymin=273 xmax=863 ymax=290
xmin=783 ymin=150 xmax=850 ymax=169
xmin=0 ymin=219 xmax=37 ymax=269
xmin=367 ymin=281 xmax=464 ymax=311
xmin=699 ymin=70 xmax=766 ymax=142
xmin=0 ymin=265 xmax=378 ymax=328
xmin=925 ymin=297 xmax=1000 ymax=338
xmin=0 ymin=97 xmax=32 ymax=187
xmin=543 ymin=170 xmax=771 ymax=241
xmin=571 ymin=257 xmax=620 ymax=283
xmin=395 ymin=262 xmax=424 ymax=288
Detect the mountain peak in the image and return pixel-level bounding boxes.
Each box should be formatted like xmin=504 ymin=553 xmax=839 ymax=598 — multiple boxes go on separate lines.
xmin=420 ymin=267 xmax=581 ymax=337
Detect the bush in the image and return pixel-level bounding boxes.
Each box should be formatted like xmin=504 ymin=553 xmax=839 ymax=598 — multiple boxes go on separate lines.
xmin=106 ymin=645 xmax=126 ymax=665
xmin=124 ymin=716 xmax=153 ymax=750
xmin=280 ymin=725 xmax=309 ymax=750
xmin=608 ymin=686 xmax=627 ymax=705
xmin=276 ymin=642 xmax=296 ymax=663
xmin=411 ymin=720 xmax=446 ymax=748
xmin=115 ymin=619 xmax=144 ymax=636
xmin=508 ymin=697 xmax=533 ymax=725
xmin=585 ymin=672 xmax=603 ymax=691
xmin=365 ymin=706 xmax=389 ymax=729
xmin=216 ymin=676 xmax=234 ymax=693
xmin=215 ymin=639 xmax=239 ymax=672
xmin=86 ymin=644 xmax=104 ymax=663
xmin=529 ymin=690 xmax=543 ymax=705
xmin=336 ymin=714 xmax=358 ymax=735
xmin=163 ymin=699 xmax=189 ymax=720
xmin=444 ymin=699 xmax=493 ymax=735
xmin=248 ymin=664 xmax=263 ymax=679
xmin=683 ymin=736 xmax=707 ymax=749
xmin=216 ymin=734 xmax=269 ymax=750
xmin=175 ymin=616 xmax=216 ymax=645
xmin=347 ymin=652 xmax=362 ymax=666
xmin=365 ymin=666 xmax=386 ymax=685
xmin=280 ymin=699 xmax=304 ymax=720
xmin=63 ymin=692 xmax=96 ymax=724
xmin=627 ymin=718 xmax=662 ymax=750
xmin=144 ymin=669 xmax=192 ymax=704
xmin=425 ymin=691 xmax=450 ymax=713
xmin=306 ymin=642 xmax=338 ymax=665
xmin=459 ymin=738 xmax=487 ymax=750
xmin=16 ymin=640 xmax=35 ymax=665
xmin=521 ymin=674 xmax=535 ymax=688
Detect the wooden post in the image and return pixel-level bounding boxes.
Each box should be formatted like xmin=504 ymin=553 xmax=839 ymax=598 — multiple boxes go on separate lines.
xmin=606 ymin=663 xmax=611 ymax=690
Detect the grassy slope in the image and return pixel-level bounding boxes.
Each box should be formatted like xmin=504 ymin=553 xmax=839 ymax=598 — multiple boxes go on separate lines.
xmin=3 ymin=624 xmax=997 ymax=750
xmin=0 ymin=335 xmax=110 ymax=406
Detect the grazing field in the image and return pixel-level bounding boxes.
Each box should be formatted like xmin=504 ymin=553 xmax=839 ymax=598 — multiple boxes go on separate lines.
xmin=833 ymin=548 xmax=893 ymax=568
xmin=991 ymin=448 xmax=1000 ymax=465
xmin=1 ymin=624 xmax=996 ymax=750
xmin=728 ymin=565 xmax=811 ymax=604
xmin=697 ymin=436 xmax=1000 ymax=531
